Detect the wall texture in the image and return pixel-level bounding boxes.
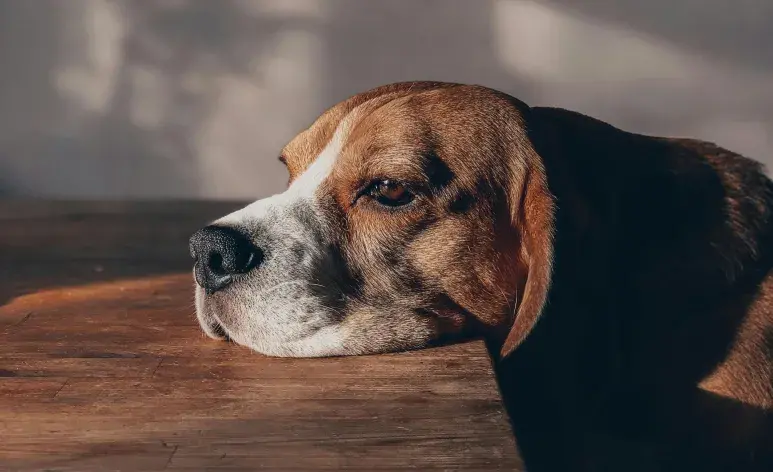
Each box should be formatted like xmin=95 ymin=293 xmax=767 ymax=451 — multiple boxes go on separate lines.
xmin=1 ymin=0 xmax=771 ymax=199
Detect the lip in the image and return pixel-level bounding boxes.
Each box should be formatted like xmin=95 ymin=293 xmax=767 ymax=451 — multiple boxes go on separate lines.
xmin=210 ymin=320 xmax=230 ymax=340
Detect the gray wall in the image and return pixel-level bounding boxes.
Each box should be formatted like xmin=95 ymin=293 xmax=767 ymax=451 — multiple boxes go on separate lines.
xmin=1 ymin=0 xmax=771 ymax=199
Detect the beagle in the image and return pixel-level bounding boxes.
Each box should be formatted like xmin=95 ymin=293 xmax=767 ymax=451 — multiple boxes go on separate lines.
xmin=190 ymin=82 xmax=773 ymax=471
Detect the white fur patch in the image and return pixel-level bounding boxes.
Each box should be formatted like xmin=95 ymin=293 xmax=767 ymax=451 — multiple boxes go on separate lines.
xmin=216 ymin=119 xmax=350 ymax=226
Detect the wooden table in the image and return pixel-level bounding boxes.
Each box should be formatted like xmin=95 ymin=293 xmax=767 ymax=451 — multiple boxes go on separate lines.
xmin=0 ymin=201 xmax=522 ymax=471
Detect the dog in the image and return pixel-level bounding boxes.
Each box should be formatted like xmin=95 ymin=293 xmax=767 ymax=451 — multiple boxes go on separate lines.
xmin=189 ymin=82 xmax=773 ymax=471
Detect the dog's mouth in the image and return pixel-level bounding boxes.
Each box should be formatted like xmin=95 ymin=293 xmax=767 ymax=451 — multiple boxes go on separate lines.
xmin=206 ymin=318 xmax=232 ymax=342
xmin=212 ymin=322 xmax=228 ymax=339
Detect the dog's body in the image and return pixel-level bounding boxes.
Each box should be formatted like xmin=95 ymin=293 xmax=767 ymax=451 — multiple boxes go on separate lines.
xmin=190 ymin=82 xmax=773 ymax=471
xmin=497 ymin=107 xmax=773 ymax=470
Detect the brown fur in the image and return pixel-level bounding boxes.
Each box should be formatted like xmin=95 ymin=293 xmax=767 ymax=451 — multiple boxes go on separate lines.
xmin=276 ymin=82 xmax=773 ymax=470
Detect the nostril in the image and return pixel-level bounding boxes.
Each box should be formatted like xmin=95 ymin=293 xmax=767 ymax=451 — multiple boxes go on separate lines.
xmin=207 ymin=252 xmax=226 ymax=276
xmin=243 ymin=248 xmax=264 ymax=273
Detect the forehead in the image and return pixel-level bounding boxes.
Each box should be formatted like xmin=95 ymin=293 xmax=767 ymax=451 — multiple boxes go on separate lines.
xmin=280 ymin=83 xmax=526 ymax=183
xmin=281 ymin=83 xmax=455 ymax=172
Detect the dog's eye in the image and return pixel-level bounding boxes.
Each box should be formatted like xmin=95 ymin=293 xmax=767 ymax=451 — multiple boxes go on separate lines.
xmin=367 ymin=180 xmax=414 ymax=207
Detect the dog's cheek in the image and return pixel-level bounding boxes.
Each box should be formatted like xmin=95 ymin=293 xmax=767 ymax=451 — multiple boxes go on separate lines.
xmin=344 ymin=208 xmax=422 ymax=291
xmin=409 ymin=212 xmax=521 ymax=326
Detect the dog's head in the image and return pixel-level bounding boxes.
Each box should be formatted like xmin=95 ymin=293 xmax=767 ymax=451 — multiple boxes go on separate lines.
xmin=190 ymin=82 xmax=555 ymax=358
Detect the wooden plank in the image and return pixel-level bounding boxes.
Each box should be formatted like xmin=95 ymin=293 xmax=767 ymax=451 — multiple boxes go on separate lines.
xmin=1 ymin=447 xmax=174 ymax=472
xmin=0 ymin=201 xmax=522 ymax=471
xmin=0 ymin=378 xmax=67 ymax=397
xmin=168 ymin=436 xmax=516 ymax=470
xmin=0 ymin=358 xmax=162 ymax=378
xmin=3 ymin=393 xmax=516 ymax=470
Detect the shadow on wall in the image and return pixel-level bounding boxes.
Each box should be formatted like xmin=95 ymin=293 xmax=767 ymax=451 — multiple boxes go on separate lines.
xmin=0 ymin=0 xmax=327 ymax=198
xmin=0 ymin=0 xmax=770 ymax=199
xmin=490 ymin=1 xmax=773 ymax=152
xmin=541 ymin=0 xmax=773 ymax=73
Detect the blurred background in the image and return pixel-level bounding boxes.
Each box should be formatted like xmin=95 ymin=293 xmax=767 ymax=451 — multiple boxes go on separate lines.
xmin=0 ymin=0 xmax=771 ymax=200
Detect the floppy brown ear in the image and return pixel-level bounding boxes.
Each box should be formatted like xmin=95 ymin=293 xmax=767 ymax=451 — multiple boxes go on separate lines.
xmin=500 ymin=147 xmax=556 ymax=358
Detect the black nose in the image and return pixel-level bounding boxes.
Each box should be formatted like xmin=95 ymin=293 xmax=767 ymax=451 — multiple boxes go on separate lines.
xmin=189 ymin=225 xmax=263 ymax=293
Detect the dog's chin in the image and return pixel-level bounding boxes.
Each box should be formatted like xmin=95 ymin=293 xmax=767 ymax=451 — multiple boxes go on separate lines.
xmin=194 ymin=301 xmax=350 ymax=358
xmin=193 ymin=284 xmax=459 ymax=358
xmin=211 ymin=321 xmax=350 ymax=358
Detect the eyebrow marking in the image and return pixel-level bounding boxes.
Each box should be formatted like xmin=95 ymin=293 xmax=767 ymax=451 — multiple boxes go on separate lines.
xmin=214 ymin=116 xmax=352 ymax=225
xmin=214 ymin=91 xmax=410 ymax=226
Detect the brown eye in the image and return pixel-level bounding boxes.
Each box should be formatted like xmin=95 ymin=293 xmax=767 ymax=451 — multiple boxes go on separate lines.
xmin=368 ymin=180 xmax=414 ymax=207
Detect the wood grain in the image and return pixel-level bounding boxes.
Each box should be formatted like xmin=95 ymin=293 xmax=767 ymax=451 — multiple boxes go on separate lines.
xmin=0 ymin=201 xmax=522 ymax=471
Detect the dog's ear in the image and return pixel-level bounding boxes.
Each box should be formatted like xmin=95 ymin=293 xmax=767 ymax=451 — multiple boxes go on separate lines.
xmin=500 ymin=119 xmax=557 ymax=359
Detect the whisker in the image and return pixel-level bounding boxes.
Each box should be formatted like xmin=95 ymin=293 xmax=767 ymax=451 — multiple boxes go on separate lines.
xmin=258 ymin=280 xmax=310 ymax=298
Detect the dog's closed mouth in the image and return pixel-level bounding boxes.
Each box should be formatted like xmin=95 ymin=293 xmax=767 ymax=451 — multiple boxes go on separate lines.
xmin=210 ymin=321 xmax=230 ymax=341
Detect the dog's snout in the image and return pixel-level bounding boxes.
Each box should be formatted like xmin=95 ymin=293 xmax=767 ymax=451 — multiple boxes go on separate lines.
xmin=189 ymin=225 xmax=263 ymax=293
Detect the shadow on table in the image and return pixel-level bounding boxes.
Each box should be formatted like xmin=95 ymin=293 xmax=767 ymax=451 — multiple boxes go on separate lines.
xmin=0 ymin=200 xmax=245 ymax=308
